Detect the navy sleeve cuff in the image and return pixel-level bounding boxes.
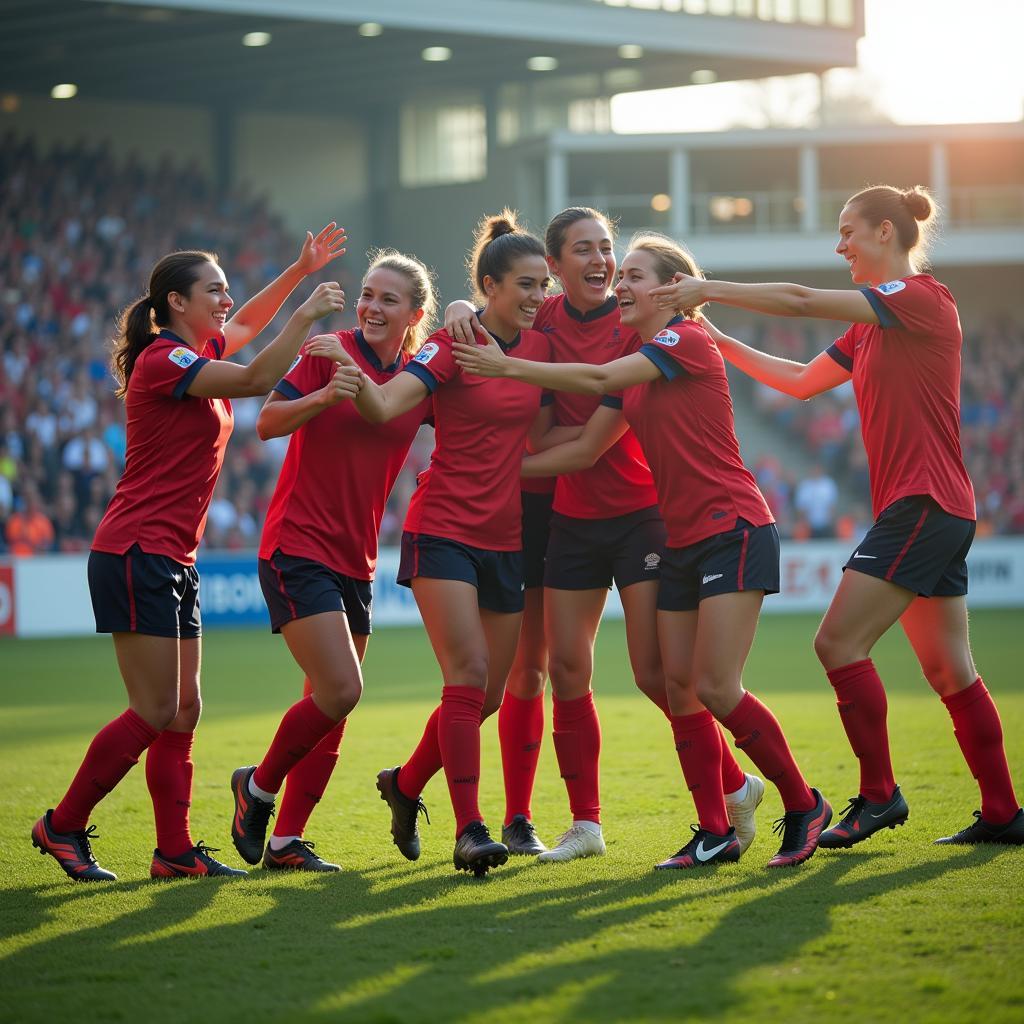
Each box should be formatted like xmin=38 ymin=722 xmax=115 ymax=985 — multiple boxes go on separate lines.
xmin=172 ymin=356 xmax=210 ymax=399
xmin=274 ymin=380 xmax=304 ymax=400
xmin=638 ymin=344 xmax=683 ymax=381
xmin=599 ymin=395 xmax=623 ymax=409
xmin=403 ymin=361 xmax=439 ymax=393
xmin=826 ymin=343 xmax=854 ymax=372
xmin=859 ymin=287 xmax=903 ymax=329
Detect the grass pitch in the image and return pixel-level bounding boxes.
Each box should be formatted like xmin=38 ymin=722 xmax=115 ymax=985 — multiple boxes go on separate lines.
xmin=1 ymin=611 xmax=1022 ymax=1024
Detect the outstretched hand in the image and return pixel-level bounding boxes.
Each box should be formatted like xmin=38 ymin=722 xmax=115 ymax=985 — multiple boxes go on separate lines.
xmin=650 ymin=271 xmax=706 ymax=311
xmin=452 ymin=333 xmax=508 ymax=378
xmin=296 ymin=223 xmax=348 ymax=274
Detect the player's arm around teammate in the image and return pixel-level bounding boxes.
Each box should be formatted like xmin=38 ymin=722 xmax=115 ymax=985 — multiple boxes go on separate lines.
xmin=227 ymin=252 xmax=437 ymax=873
xmin=456 ymin=233 xmax=834 ymax=870
xmin=32 ymin=241 xmax=348 ymax=883
xmin=652 ymin=185 xmax=1022 ymax=848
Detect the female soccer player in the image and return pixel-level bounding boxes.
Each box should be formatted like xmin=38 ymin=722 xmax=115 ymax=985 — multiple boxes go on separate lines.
xmin=228 ymin=251 xmax=436 ymax=872
xmin=342 ymin=211 xmax=552 ymax=876
xmin=648 ymin=185 xmax=1022 ymax=847
xmin=453 ymin=233 xmax=832 ymax=869
xmin=32 ymin=226 xmax=353 ymax=882
xmin=446 ymin=209 xmax=762 ymax=862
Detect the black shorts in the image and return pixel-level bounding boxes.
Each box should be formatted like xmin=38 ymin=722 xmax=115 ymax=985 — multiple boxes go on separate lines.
xmin=398 ymin=532 xmax=524 ymax=614
xmin=258 ymin=550 xmax=372 ymax=635
xmin=521 ymin=490 xmax=554 ymax=590
xmin=88 ymin=544 xmax=201 ymax=639
xmin=844 ymin=495 xmax=975 ymax=597
xmin=657 ymin=519 xmax=781 ymax=612
xmin=544 ymin=505 xmax=666 ymax=591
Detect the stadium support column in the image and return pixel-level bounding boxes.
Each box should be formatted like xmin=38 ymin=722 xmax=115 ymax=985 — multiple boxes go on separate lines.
xmin=930 ymin=142 xmax=950 ymax=216
xmin=798 ymin=144 xmax=819 ymax=233
xmin=546 ymin=147 xmax=568 ymax=221
xmin=669 ymin=147 xmax=690 ymax=240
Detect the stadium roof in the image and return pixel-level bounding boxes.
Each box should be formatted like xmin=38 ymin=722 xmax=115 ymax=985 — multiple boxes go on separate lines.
xmin=1 ymin=0 xmax=863 ymax=116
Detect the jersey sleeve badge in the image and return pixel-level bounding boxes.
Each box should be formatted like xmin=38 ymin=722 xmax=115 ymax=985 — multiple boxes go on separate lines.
xmin=287 ymin=354 xmax=302 ymax=372
xmin=415 ymin=342 xmax=440 ymax=364
xmin=653 ymin=329 xmax=681 ymax=347
xmin=875 ymin=280 xmax=906 ymax=295
xmin=168 ymin=346 xmax=199 ymax=368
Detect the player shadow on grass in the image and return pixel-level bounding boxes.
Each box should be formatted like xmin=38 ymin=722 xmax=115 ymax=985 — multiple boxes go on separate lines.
xmin=0 ymin=844 xmax=1009 ymax=1023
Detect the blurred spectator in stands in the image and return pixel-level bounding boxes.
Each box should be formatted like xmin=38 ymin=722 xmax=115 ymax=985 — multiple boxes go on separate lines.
xmin=794 ymin=464 xmax=838 ymax=539
xmin=6 ymin=482 xmax=54 ymax=556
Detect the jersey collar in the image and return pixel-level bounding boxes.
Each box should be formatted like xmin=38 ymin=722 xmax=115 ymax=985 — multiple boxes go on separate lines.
xmin=354 ymin=329 xmax=402 ymax=374
xmin=156 ymin=328 xmax=221 ymax=352
xmin=475 ymin=309 xmax=522 ymax=352
xmin=563 ymin=294 xmax=618 ymax=323
xmin=663 ymin=314 xmax=687 ymax=329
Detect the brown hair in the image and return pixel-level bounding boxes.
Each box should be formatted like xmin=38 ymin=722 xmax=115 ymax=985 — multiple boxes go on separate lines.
xmin=846 ymin=185 xmax=938 ymax=269
xmin=467 ymin=209 xmax=545 ymax=305
xmin=544 ymin=206 xmax=615 ymax=261
xmin=112 ymin=250 xmax=218 ymax=398
xmin=627 ymin=232 xmax=706 ymax=320
xmin=363 ymin=249 xmax=437 ymax=355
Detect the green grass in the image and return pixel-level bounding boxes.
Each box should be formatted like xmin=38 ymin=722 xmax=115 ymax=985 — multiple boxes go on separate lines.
xmin=1 ymin=611 xmax=1022 ymax=1024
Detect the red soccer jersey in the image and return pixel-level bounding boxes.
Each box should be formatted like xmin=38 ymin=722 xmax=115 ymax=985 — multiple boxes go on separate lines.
xmin=403 ymin=327 xmax=550 ymax=550
xmin=92 ymin=329 xmax=233 ymax=565
xmin=827 ymin=275 xmax=975 ymax=521
xmin=623 ymin=317 xmax=773 ymax=549
xmin=534 ymin=294 xmax=659 ymax=519
xmin=259 ymin=330 xmax=431 ymax=580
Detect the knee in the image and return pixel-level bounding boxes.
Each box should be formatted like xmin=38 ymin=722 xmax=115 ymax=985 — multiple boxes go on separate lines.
xmin=921 ymin=659 xmax=976 ymax=699
xmin=315 ymin=674 xmax=363 ymax=720
xmin=633 ymin=666 xmax=665 ymax=702
xmin=448 ymin=652 xmax=489 ymax=690
xmin=507 ymin=664 xmax=545 ymax=700
xmin=481 ymin=692 xmax=503 ymax=721
xmin=547 ymin=651 xmax=590 ymax=693
xmin=694 ymin=674 xmax=733 ymax=719
xmin=813 ymin=623 xmax=853 ymax=670
xmin=137 ymin=694 xmax=180 ymax=732
xmin=175 ymin=692 xmax=202 ymax=732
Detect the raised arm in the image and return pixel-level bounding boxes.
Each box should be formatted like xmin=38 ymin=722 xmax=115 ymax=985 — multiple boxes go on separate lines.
xmin=522 ymin=405 xmax=628 ymax=477
xmin=651 ymin=272 xmax=880 ymax=325
xmin=256 ymin=363 xmax=364 ymax=440
xmin=186 ymin=282 xmax=346 ymax=399
xmin=701 ymin=318 xmax=850 ymax=401
xmin=222 ymin=223 xmax=347 ymax=356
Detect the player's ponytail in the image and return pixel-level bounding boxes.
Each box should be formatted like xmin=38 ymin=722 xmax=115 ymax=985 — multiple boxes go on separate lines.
xmin=364 ymin=249 xmax=438 ymax=355
xmin=111 ymin=250 xmax=218 ymax=398
xmin=847 ymin=184 xmax=938 ymax=270
xmin=628 ymin=232 xmax=707 ymax=321
xmin=467 ymin=209 xmax=545 ymax=305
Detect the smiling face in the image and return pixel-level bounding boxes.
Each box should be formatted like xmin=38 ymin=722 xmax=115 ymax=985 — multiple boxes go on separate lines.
xmin=613 ymin=249 xmax=667 ymax=337
xmin=482 ymin=254 xmax=551 ymax=339
xmin=168 ymin=260 xmax=233 ymax=341
xmin=549 ymin=217 xmax=616 ymax=310
xmin=357 ymin=267 xmax=422 ymax=349
xmin=835 ymin=204 xmax=892 ymax=285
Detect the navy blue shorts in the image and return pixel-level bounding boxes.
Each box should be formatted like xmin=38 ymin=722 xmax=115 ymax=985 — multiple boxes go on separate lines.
xmin=544 ymin=505 xmax=666 ymax=591
xmin=658 ymin=519 xmax=781 ymax=612
xmin=844 ymin=495 xmax=975 ymax=597
xmin=398 ymin=532 xmax=524 ymax=614
xmin=258 ymin=550 xmax=372 ymax=635
xmin=88 ymin=544 xmax=201 ymax=639
xmin=521 ymin=490 xmax=554 ymax=590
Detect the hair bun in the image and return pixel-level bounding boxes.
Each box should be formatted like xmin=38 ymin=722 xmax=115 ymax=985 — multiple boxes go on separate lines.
xmin=485 ymin=209 xmax=520 ymax=243
xmin=902 ymin=187 xmax=933 ymax=221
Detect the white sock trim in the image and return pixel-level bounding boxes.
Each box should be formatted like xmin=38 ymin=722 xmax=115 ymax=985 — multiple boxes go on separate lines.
xmin=248 ymin=774 xmax=276 ymax=803
xmin=726 ymin=778 xmax=749 ymax=803
xmin=269 ymin=834 xmax=300 ymax=851
xmin=572 ymin=819 xmax=602 ymax=835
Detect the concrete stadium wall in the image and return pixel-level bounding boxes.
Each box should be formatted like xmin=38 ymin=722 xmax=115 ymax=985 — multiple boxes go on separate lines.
xmin=2 ymin=540 xmax=1022 ymax=638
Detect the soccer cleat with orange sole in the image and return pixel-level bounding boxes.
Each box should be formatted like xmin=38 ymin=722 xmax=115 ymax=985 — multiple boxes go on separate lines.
xmin=262 ymin=839 xmax=340 ymax=872
xmin=767 ymin=788 xmax=832 ymax=868
xmin=31 ymin=810 xmax=116 ymax=882
xmin=151 ymin=842 xmax=247 ymax=878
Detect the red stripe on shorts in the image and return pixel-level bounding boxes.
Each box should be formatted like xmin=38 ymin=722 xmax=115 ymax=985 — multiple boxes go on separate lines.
xmin=885 ymin=507 xmax=929 ymax=582
xmin=737 ymin=528 xmax=750 ymax=590
xmin=413 ymin=534 xmax=420 ymax=579
xmin=125 ymin=551 xmax=137 ymax=631
xmin=273 ymin=558 xmax=298 ymax=620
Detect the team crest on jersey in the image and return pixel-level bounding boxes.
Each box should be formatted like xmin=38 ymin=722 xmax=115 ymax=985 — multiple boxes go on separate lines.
xmin=168 ymin=346 xmax=198 ymax=368
xmin=653 ymin=329 xmax=680 ymax=347
xmin=875 ymin=280 xmax=906 ymax=295
xmin=415 ymin=342 xmax=440 ymax=364
xmin=287 ymin=354 xmax=302 ymax=372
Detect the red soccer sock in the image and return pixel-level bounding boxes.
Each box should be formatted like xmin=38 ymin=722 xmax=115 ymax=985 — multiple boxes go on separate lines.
xmin=552 ymin=692 xmax=602 ymax=823
xmin=275 ymin=717 xmax=347 ymax=838
xmin=52 ymin=708 xmax=159 ymax=834
xmin=499 ymin=692 xmax=544 ymax=825
xmin=826 ymin=659 xmax=896 ymax=804
xmin=252 ymin=695 xmax=337 ymax=796
xmin=718 ymin=726 xmax=747 ymax=794
xmin=942 ymin=677 xmax=1020 ymax=825
xmin=438 ymin=685 xmax=486 ymax=836
xmin=671 ymin=711 xmax=729 ymax=835
xmin=721 ymin=692 xmax=815 ymax=812
xmin=398 ymin=705 xmax=443 ymax=799
xmin=145 ymin=729 xmax=195 ymax=858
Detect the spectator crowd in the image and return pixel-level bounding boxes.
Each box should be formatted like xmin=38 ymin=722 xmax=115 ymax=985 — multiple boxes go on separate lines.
xmin=1 ymin=132 xmax=1021 ymax=556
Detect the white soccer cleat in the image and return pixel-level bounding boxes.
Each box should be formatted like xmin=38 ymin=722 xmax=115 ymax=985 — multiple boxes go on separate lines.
xmin=536 ymin=823 xmax=606 ymax=863
xmin=725 ymin=773 xmax=765 ymax=854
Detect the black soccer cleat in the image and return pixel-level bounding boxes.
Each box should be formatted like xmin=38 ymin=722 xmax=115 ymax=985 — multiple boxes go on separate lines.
xmin=654 ymin=825 xmax=741 ymax=870
xmin=376 ymin=766 xmax=429 ymax=861
xmin=230 ymin=766 xmax=275 ymax=865
xmin=263 ymin=839 xmax=341 ymax=872
xmin=502 ymin=814 xmax=548 ymax=855
xmin=453 ymin=821 xmax=508 ymax=877
xmin=767 ymin=788 xmax=832 ymax=868
xmin=151 ymin=842 xmax=248 ymax=879
xmin=31 ymin=811 xmax=117 ymax=882
xmin=818 ymin=786 xmax=909 ymax=849
xmin=934 ymin=807 xmax=1024 ymax=846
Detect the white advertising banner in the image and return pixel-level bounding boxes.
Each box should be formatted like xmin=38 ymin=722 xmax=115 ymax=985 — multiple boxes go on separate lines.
xmin=3 ymin=539 xmax=1022 ymax=638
